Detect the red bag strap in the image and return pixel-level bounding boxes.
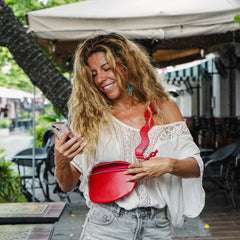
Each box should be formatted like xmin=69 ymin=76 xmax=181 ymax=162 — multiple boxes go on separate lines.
xmin=135 ymin=104 xmax=158 ymax=160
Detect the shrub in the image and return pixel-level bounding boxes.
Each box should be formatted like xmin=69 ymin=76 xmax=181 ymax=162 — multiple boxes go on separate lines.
xmin=0 ymin=118 xmax=11 ymax=128
xmin=30 ymin=105 xmax=65 ymax=146
xmin=0 ymin=149 xmax=27 ymax=203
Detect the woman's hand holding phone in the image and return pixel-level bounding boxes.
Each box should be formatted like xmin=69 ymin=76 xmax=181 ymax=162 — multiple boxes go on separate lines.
xmin=51 ymin=122 xmax=87 ymax=169
xmin=51 ymin=122 xmax=73 ymax=141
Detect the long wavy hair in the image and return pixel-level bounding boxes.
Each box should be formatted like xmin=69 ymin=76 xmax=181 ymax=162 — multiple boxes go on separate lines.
xmin=68 ymin=33 xmax=169 ymax=158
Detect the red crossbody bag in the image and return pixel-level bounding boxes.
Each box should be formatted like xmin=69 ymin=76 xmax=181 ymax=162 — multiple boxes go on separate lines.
xmin=88 ymin=105 xmax=158 ymax=203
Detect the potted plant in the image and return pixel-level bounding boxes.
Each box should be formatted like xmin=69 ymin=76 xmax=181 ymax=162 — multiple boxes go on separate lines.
xmin=0 ymin=149 xmax=27 ymax=203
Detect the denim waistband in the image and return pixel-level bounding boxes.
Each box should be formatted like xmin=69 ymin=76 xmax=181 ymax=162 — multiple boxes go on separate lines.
xmin=96 ymin=202 xmax=166 ymax=219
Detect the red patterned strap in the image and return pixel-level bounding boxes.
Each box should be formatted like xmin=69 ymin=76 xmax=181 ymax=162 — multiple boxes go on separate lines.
xmin=135 ymin=104 xmax=158 ymax=160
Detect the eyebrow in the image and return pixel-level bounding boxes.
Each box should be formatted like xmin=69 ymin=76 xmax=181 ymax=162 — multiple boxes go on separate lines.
xmin=101 ymin=63 xmax=109 ymax=68
xmin=91 ymin=62 xmax=109 ymax=72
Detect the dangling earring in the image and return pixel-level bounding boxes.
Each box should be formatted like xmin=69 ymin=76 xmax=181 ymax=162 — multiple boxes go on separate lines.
xmin=127 ymin=82 xmax=133 ymax=96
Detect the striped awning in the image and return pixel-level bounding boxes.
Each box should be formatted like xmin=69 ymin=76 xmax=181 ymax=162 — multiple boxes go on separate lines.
xmin=166 ymin=55 xmax=215 ymax=80
xmin=159 ymin=54 xmax=216 ymax=96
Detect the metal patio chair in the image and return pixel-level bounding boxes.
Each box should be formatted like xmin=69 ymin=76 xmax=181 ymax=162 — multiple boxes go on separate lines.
xmin=12 ymin=147 xmax=48 ymax=202
xmin=228 ymin=141 xmax=240 ymax=205
xmin=203 ymin=142 xmax=238 ymax=208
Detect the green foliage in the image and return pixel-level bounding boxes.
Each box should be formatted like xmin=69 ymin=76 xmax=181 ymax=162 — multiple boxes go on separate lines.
xmin=0 ymin=149 xmax=27 ymax=203
xmin=5 ymin=0 xmax=45 ymax=24
xmin=45 ymin=0 xmax=82 ymax=8
xmin=33 ymin=120 xmax=51 ymax=147
xmin=1 ymin=0 xmax=81 ymax=91
xmin=19 ymin=111 xmax=33 ymax=119
xmin=44 ymin=105 xmax=65 ymax=122
xmin=0 ymin=47 xmax=33 ymax=91
xmin=234 ymin=15 xmax=240 ymax=23
xmin=0 ymin=119 xmax=11 ymax=128
xmin=30 ymin=105 xmax=65 ymax=146
xmin=5 ymin=0 xmax=82 ymax=24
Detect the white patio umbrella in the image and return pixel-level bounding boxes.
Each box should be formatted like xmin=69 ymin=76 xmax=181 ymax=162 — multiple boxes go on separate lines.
xmin=25 ymin=0 xmax=240 ymax=41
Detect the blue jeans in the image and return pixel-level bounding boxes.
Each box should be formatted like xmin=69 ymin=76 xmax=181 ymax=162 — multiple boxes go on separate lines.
xmin=80 ymin=202 xmax=172 ymax=240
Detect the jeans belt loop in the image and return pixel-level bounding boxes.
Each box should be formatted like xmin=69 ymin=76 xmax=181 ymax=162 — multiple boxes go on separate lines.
xmin=150 ymin=207 xmax=155 ymax=220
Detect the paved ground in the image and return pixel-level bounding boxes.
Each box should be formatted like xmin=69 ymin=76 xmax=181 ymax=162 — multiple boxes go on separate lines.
xmin=0 ymin=131 xmax=33 ymax=161
xmin=50 ymin=193 xmax=88 ymax=240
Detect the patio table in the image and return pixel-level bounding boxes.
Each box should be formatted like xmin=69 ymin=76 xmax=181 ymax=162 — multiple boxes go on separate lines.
xmin=0 ymin=224 xmax=54 ymax=240
xmin=0 ymin=202 xmax=66 ymax=224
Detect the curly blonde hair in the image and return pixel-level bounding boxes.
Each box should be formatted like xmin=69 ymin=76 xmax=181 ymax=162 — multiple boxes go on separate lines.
xmin=68 ymin=33 xmax=169 ymax=158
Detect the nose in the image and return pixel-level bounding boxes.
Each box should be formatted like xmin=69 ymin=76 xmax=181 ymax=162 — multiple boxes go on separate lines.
xmin=95 ymin=70 xmax=107 ymax=85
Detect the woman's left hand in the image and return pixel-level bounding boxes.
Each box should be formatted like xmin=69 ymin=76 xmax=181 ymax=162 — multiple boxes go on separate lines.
xmin=124 ymin=157 xmax=172 ymax=182
xmin=124 ymin=156 xmax=200 ymax=181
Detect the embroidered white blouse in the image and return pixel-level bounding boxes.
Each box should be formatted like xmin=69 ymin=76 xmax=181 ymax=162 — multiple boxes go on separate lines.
xmin=71 ymin=117 xmax=205 ymax=227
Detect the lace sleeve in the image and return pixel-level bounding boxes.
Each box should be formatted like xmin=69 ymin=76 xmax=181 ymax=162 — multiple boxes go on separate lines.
xmin=154 ymin=122 xmax=205 ymax=227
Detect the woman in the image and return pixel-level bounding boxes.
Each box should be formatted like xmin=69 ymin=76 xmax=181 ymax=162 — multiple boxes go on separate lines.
xmin=54 ymin=33 xmax=205 ymax=240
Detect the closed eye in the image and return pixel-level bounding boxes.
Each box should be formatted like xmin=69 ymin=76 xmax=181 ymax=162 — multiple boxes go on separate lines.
xmin=92 ymin=72 xmax=97 ymax=78
xmin=91 ymin=63 xmax=110 ymax=78
xmin=104 ymin=67 xmax=110 ymax=72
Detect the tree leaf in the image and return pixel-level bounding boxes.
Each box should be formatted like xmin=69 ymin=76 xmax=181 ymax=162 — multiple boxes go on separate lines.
xmin=234 ymin=15 xmax=240 ymax=23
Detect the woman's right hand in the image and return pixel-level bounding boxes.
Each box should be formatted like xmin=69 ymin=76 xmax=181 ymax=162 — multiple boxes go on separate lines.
xmin=54 ymin=129 xmax=87 ymax=169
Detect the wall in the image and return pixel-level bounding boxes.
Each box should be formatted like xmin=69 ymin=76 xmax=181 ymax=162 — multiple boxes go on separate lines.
xmin=212 ymin=68 xmax=240 ymax=117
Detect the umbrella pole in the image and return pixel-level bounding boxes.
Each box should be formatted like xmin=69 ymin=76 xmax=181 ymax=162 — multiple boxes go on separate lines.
xmin=32 ymin=86 xmax=36 ymax=202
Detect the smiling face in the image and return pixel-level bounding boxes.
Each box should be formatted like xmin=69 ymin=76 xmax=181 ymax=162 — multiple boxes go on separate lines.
xmin=87 ymin=51 xmax=127 ymax=102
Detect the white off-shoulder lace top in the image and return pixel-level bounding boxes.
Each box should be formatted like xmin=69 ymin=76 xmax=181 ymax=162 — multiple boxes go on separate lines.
xmin=71 ymin=116 xmax=205 ymax=227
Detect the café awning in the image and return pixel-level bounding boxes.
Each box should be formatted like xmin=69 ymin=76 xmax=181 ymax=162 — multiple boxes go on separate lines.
xmin=26 ymin=0 xmax=240 ymax=40
xmin=25 ymin=0 xmax=240 ymax=69
xmin=0 ymin=87 xmax=33 ymax=99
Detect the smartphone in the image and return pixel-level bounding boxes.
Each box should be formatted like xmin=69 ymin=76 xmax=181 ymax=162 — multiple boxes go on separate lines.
xmin=51 ymin=122 xmax=74 ymax=141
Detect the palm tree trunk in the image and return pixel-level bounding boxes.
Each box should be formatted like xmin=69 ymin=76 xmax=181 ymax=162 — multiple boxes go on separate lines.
xmin=0 ymin=0 xmax=71 ymax=118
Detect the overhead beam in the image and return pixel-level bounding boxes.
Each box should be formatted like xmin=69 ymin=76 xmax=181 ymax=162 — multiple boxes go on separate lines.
xmin=34 ymin=30 xmax=240 ymax=70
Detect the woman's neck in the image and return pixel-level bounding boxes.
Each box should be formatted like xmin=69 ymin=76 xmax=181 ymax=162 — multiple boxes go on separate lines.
xmin=112 ymin=96 xmax=140 ymax=111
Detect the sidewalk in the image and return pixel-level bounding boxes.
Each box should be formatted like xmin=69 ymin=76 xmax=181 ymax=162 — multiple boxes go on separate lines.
xmin=0 ymin=131 xmax=33 ymax=161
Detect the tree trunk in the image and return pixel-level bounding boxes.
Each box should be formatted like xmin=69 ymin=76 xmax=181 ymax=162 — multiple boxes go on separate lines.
xmin=0 ymin=0 xmax=71 ymax=118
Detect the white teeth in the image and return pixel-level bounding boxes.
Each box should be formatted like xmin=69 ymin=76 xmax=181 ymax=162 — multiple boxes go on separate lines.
xmin=103 ymin=83 xmax=114 ymax=90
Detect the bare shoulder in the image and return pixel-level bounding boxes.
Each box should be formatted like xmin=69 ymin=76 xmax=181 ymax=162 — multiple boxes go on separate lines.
xmin=157 ymin=100 xmax=183 ymax=124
